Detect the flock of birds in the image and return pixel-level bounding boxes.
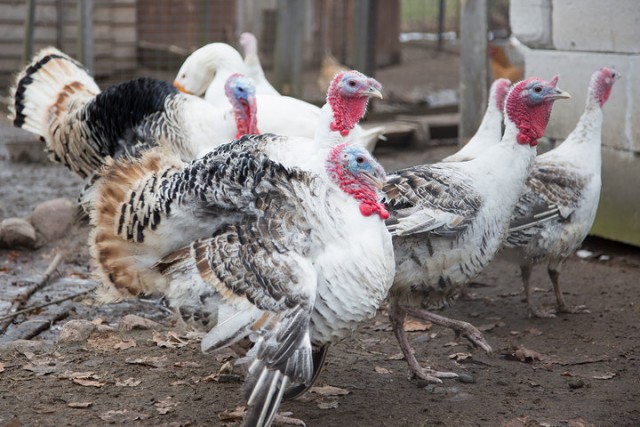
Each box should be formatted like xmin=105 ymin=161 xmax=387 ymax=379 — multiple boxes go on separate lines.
xmin=8 ymin=31 xmax=618 ymax=426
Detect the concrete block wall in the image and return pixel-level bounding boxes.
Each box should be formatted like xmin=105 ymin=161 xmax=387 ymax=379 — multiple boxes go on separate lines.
xmin=511 ymin=0 xmax=640 ymax=246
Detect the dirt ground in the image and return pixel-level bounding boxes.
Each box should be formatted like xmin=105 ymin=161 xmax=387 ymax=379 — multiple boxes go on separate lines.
xmin=1 ymin=44 xmax=640 ymax=427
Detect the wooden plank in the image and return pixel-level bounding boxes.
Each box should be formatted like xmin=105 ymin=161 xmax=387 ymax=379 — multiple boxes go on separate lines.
xmin=458 ymin=0 xmax=488 ymax=145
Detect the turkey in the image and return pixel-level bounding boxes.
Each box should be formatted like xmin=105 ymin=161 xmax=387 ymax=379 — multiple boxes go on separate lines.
xmin=173 ymin=44 xmax=386 ymax=153
xmin=91 ymin=138 xmax=392 ymax=426
xmin=382 ymin=77 xmax=571 ymax=382
xmin=441 ymin=78 xmax=511 ymax=162
xmin=93 ymin=70 xmax=394 ymax=400
xmin=500 ymin=67 xmax=619 ymax=318
xmin=8 ymin=48 xmax=259 ymax=193
xmin=239 ymin=32 xmax=280 ymax=96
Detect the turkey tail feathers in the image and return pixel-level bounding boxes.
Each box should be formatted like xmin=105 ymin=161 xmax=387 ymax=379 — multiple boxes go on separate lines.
xmin=9 ymin=46 xmax=100 ymax=138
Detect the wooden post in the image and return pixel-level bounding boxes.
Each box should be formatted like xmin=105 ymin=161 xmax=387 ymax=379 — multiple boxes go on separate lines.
xmin=78 ymin=0 xmax=93 ymax=74
xmin=274 ymin=0 xmax=306 ymax=97
xmin=458 ymin=0 xmax=488 ymax=146
xmin=437 ymin=0 xmax=445 ymax=52
xmin=354 ymin=0 xmax=376 ymax=77
xmin=22 ymin=0 xmax=36 ymax=64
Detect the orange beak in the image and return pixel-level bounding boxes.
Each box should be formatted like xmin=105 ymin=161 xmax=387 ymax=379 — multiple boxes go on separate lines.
xmin=173 ymin=81 xmax=192 ymax=94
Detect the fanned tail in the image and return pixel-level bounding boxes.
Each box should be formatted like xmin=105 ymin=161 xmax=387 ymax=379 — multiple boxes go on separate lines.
xmin=9 ymin=46 xmax=99 ymax=141
xmin=90 ymin=150 xmax=182 ymax=302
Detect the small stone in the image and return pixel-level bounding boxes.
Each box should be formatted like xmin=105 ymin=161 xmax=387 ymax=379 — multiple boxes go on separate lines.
xmin=119 ymin=314 xmax=162 ymax=331
xmin=29 ymin=198 xmax=74 ymax=245
xmin=0 ymin=217 xmax=37 ymax=249
xmin=457 ymin=373 xmax=476 ymax=384
xmin=58 ymin=319 xmax=97 ymax=344
xmin=496 ymin=379 xmax=509 ymax=386
xmin=568 ymin=378 xmax=585 ymax=389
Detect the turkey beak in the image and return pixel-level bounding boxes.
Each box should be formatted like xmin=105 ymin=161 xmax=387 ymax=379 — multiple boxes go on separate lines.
xmin=173 ymin=81 xmax=192 ymax=95
xmin=365 ymin=79 xmax=384 ymax=100
xmin=363 ymin=165 xmax=386 ymax=190
xmin=546 ymin=87 xmax=571 ymax=101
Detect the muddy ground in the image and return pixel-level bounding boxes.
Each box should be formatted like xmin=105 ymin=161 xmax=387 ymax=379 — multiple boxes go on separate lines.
xmin=1 ymin=45 xmax=640 ymax=427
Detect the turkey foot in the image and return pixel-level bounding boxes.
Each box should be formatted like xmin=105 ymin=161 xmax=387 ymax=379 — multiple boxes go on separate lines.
xmin=403 ymin=306 xmax=493 ymax=355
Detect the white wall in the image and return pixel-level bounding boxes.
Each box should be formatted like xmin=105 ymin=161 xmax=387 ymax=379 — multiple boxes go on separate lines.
xmin=510 ymin=0 xmax=640 ymax=246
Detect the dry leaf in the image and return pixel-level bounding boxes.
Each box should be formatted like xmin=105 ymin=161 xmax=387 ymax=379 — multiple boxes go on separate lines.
xmin=317 ymin=401 xmax=339 ymax=410
xmin=449 ymin=352 xmax=473 ymax=362
xmin=99 ymin=409 xmax=150 ymax=422
xmin=478 ymin=323 xmax=497 ymax=332
xmin=218 ymin=406 xmax=247 ymax=421
xmin=525 ymin=327 xmax=543 ymax=336
xmin=174 ymin=361 xmax=202 ymax=368
xmin=68 ymin=402 xmax=92 ymax=408
xmin=592 ymin=372 xmax=616 ymax=380
xmin=154 ymin=396 xmax=178 ymax=415
xmin=59 ymin=371 xmax=97 ymax=380
xmin=114 ymin=339 xmax=137 ymax=350
xmin=372 ymin=321 xmax=392 ymax=331
xmin=0 ymin=362 xmax=5 ymax=373
xmin=152 ymin=331 xmax=188 ymax=349
xmin=403 ymin=319 xmax=432 ymax=332
xmin=116 ymin=378 xmax=142 ymax=387
xmin=386 ymin=352 xmax=405 ymax=360
xmin=125 ymin=355 xmax=168 ymax=368
xmin=72 ymin=378 xmax=105 ymax=388
xmin=508 ymin=345 xmax=543 ymax=363
xmin=22 ymin=363 xmax=58 ymax=376
xmin=310 ymin=385 xmax=350 ymax=396
xmin=119 ymin=314 xmax=162 ymax=331
xmin=374 ymin=366 xmax=391 ymax=374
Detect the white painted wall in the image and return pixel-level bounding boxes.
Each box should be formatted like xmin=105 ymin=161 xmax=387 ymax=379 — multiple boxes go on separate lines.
xmin=510 ymin=0 xmax=640 ymax=246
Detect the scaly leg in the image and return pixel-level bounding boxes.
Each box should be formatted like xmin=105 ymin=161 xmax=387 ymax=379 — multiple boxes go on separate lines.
xmin=389 ymin=303 xmax=459 ymax=383
xmin=522 ymin=264 xmax=555 ymax=318
xmin=548 ymin=262 xmax=589 ymax=314
xmin=403 ymin=306 xmax=493 ymax=355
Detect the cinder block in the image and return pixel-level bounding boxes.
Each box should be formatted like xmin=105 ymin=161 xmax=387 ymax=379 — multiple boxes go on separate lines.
xmin=509 ymin=0 xmax=553 ymax=49
xmin=552 ymin=0 xmax=640 ymax=54
xmin=590 ymin=147 xmax=640 ymax=246
xmin=524 ymin=49 xmax=639 ymax=152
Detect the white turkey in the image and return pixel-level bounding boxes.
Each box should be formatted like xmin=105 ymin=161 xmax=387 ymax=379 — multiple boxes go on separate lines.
xmin=91 ymin=137 xmax=392 ymax=426
xmin=172 ymin=43 xmax=386 ymax=153
xmin=8 ymin=47 xmax=260 ymax=211
xmin=500 ymin=67 xmax=619 ymax=318
xmin=239 ymin=32 xmax=280 ymax=96
xmin=382 ymin=77 xmax=571 ymax=382
xmin=441 ymin=78 xmax=511 ymax=162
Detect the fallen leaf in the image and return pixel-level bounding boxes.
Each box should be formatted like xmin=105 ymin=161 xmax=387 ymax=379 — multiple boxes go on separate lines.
xmin=317 ymin=400 xmax=339 ymax=410
xmin=372 ymin=321 xmax=392 ymax=331
xmin=59 ymin=371 xmax=100 ymax=380
xmin=152 ymin=331 xmax=188 ymax=349
xmin=113 ymin=339 xmax=137 ymax=350
xmin=174 ymin=361 xmax=202 ymax=368
xmin=386 ymin=352 xmax=405 ymax=360
xmin=374 ymin=366 xmax=391 ymax=374
xmin=218 ymin=406 xmax=247 ymax=421
xmin=154 ymin=396 xmax=178 ymax=415
xmin=116 ymin=378 xmax=142 ymax=387
xmin=125 ymin=355 xmax=168 ymax=368
xmin=592 ymin=372 xmax=616 ymax=380
xmin=403 ymin=319 xmax=432 ymax=332
xmin=91 ymin=318 xmax=105 ymax=325
xmin=525 ymin=328 xmax=543 ymax=336
xmin=99 ymin=410 xmax=150 ymax=422
xmin=22 ymin=363 xmax=58 ymax=376
xmin=0 ymin=362 xmax=5 ymax=373
xmin=72 ymin=378 xmax=105 ymax=388
xmin=67 ymin=402 xmax=92 ymax=408
xmin=507 ymin=345 xmax=543 ymax=363
xmin=171 ymin=380 xmax=190 ymax=387
xmin=448 ymin=352 xmax=473 ymax=362
xmin=310 ymin=385 xmax=350 ymax=396
xmin=119 ymin=314 xmax=162 ymax=332
xmin=565 ymin=418 xmax=597 ymax=427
